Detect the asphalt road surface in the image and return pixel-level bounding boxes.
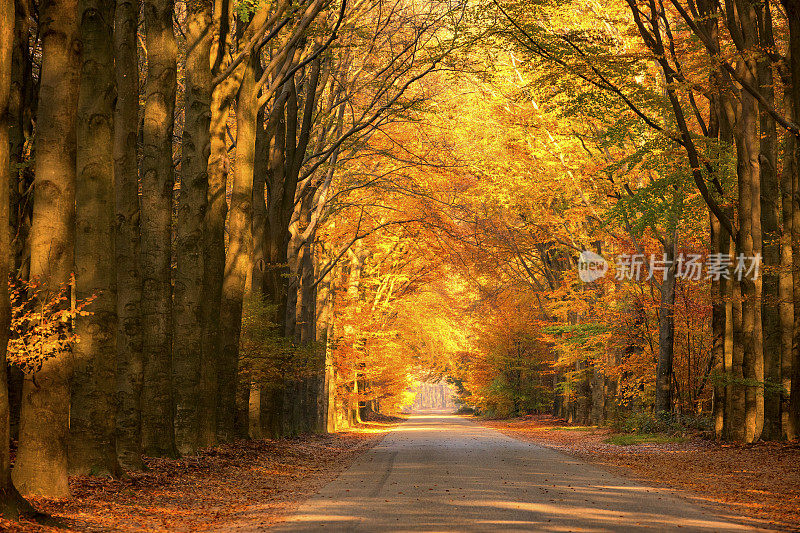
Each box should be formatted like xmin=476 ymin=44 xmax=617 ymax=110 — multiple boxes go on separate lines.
xmin=271 ymin=412 xmax=763 ymax=532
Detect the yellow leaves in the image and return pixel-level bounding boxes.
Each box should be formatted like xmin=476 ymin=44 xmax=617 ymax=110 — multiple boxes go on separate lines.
xmin=8 ymin=276 xmax=97 ymax=375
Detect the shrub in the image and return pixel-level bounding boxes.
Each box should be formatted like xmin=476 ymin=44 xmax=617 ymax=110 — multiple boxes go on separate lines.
xmin=611 ymin=411 xmax=711 ymax=436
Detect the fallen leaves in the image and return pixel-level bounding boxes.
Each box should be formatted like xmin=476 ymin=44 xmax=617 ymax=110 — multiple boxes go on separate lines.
xmin=1 ymin=425 xmax=393 ymax=532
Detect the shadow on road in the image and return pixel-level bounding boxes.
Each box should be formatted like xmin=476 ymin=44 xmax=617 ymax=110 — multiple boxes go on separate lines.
xmin=265 ymin=414 xmax=765 ymax=532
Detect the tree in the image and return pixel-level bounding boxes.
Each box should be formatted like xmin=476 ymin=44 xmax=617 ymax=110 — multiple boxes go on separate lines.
xmin=218 ymin=50 xmax=257 ymax=442
xmin=198 ymin=0 xmax=235 ymax=448
xmin=70 ymin=0 xmax=120 ymax=477
xmin=172 ymin=0 xmax=213 ymax=456
xmin=12 ymin=0 xmax=80 ymax=496
xmin=140 ymin=0 xmax=177 ymax=457
xmin=784 ymin=0 xmax=800 ymax=439
xmin=0 ymin=0 xmax=34 ymax=516
xmin=113 ymin=0 xmax=144 ymax=471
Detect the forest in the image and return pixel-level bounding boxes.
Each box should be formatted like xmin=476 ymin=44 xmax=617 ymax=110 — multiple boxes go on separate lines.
xmin=0 ymin=0 xmax=799 ymax=525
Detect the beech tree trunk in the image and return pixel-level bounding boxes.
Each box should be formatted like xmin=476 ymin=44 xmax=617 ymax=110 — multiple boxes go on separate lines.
xmin=780 ymin=127 xmax=795 ymax=439
xmin=70 ymin=0 xmax=120 ymax=476
xmin=758 ymin=4 xmax=781 ymax=439
xmin=0 ymin=0 xmax=12 ymax=499
xmin=654 ymin=239 xmax=676 ymax=413
xmin=731 ymin=84 xmax=760 ymax=442
xmin=744 ymin=97 xmax=763 ymax=444
xmin=250 ymin=103 xmax=270 ymax=437
xmin=0 ymin=1 xmax=33 ymax=516
xmin=711 ymin=213 xmax=729 ymax=437
xmin=172 ymin=0 xmax=212 ymax=456
xmin=12 ymin=0 xmax=80 ymax=496
xmin=316 ymin=265 xmax=335 ymax=433
xmin=783 ymin=0 xmax=800 ymax=440
xmin=298 ymin=225 xmax=318 ymax=431
xmin=199 ymin=0 xmax=234 ymax=448
xmin=140 ymin=0 xmax=177 ymax=457
xmin=9 ymin=0 xmax=34 ymax=277
xmin=114 ymin=0 xmax=144 ymax=472
xmin=265 ymin=87 xmax=292 ymax=436
xmin=718 ymin=0 xmax=762 ymax=441
xmin=217 ymin=52 xmax=257 ymax=442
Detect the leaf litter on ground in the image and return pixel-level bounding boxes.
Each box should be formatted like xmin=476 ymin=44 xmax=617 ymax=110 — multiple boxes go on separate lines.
xmin=1 ymin=422 xmax=397 ymax=532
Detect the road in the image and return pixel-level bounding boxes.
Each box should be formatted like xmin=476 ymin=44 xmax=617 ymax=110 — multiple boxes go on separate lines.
xmin=271 ymin=412 xmax=763 ymax=532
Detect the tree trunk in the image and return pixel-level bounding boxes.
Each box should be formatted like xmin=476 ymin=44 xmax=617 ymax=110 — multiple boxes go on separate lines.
xmin=114 ymin=0 xmax=144 ymax=472
xmin=758 ymin=3 xmax=781 ymax=440
xmin=0 ymin=0 xmax=12 ymax=495
xmin=655 ymin=239 xmax=677 ymax=413
xmin=711 ymin=212 xmax=730 ymax=438
xmin=252 ymin=105 xmax=275 ymax=437
xmin=780 ymin=128 xmax=795 ymax=440
xmin=172 ymin=0 xmax=212 ymax=457
xmin=12 ymin=0 xmax=80 ymax=496
xmin=266 ymin=94 xmax=291 ymax=435
xmin=70 ymin=0 xmax=120 ymax=476
xmin=260 ymin=385 xmax=283 ymax=438
xmin=235 ymin=366 xmax=251 ymax=439
xmin=731 ymin=86 xmax=760 ymax=442
xmin=140 ymin=0 xmax=177 ymax=458
xmin=248 ymin=381 xmax=261 ymax=439
xmin=217 ymin=52 xmax=257 ymax=442
xmin=745 ymin=94 xmax=763 ymax=443
xmin=251 ymin=106 xmax=268 ymax=299
xmin=783 ymin=0 xmax=800 ymax=440
xmin=198 ymin=0 xmax=234 ymax=449
xmin=0 ymin=1 xmax=34 ymax=516
xmin=317 ymin=254 xmax=336 ymax=433
xmin=297 ymin=225 xmax=318 ymax=431
xmin=9 ymin=0 xmax=34 ymax=278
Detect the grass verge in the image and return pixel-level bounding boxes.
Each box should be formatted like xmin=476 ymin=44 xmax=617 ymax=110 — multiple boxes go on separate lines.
xmin=604 ymin=433 xmax=686 ymax=446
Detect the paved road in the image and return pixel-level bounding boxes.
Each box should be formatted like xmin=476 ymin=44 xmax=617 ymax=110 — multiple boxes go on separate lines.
xmin=272 ymin=413 xmax=763 ymax=532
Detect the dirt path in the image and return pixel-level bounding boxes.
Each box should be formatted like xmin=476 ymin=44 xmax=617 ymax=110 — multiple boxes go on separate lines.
xmin=270 ymin=413 xmax=763 ymax=532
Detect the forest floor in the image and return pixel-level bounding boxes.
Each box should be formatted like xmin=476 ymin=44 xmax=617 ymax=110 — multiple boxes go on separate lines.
xmin=481 ymin=414 xmax=800 ymax=532
xmin=0 ymin=421 xmax=398 ymax=532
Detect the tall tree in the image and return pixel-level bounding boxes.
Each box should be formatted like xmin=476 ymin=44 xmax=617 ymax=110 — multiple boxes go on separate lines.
xmin=726 ymin=0 xmax=763 ymax=443
xmin=780 ymin=116 xmax=795 ymax=439
xmin=785 ymin=0 xmax=800 ymax=438
xmin=173 ymin=0 xmax=213 ymax=456
xmin=757 ymin=1 xmax=781 ymax=441
xmin=218 ymin=51 xmax=257 ymax=442
xmin=0 ymin=0 xmax=13 ymax=505
xmin=12 ymin=0 xmax=80 ymax=496
xmin=70 ymin=0 xmax=120 ymax=477
xmin=114 ymin=0 xmax=144 ymax=471
xmin=0 ymin=0 xmax=33 ymax=516
xmin=655 ymin=237 xmax=677 ymax=413
xmin=9 ymin=0 xmax=34 ymax=278
xmin=140 ymin=0 xmax=177 ymax=457
xmin=199 ymin=0 xmax=234 ymax=448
